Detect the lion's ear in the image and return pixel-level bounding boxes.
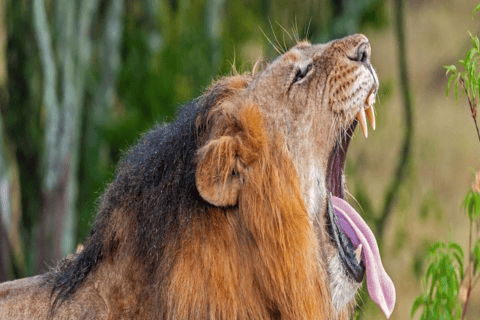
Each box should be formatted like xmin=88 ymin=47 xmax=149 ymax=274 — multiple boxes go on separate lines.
xmin=196 ymin=136 xmax=244 ymax=207
xmin=196 ymin=103 xmax=266 ymax=207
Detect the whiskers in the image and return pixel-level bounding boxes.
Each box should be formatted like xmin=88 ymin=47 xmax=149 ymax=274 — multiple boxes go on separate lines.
xmin=345 ymin=189 xmax=364 ymax=215
xmin=329 ymin=111 xmax=355 ymax=154
xmin=259 ymin=26 xmax=285 ymax=55
xmin=259 ymin=18 xmax=312 ymax=56
xmin=327 ymin=113 xmax=340 ymax=147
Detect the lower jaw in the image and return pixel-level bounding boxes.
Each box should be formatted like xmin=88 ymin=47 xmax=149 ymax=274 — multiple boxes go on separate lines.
xmin=328 ymin=254 xmax=362 ymax=311
xmin=326 ymin=193 xmax=365 ymax=282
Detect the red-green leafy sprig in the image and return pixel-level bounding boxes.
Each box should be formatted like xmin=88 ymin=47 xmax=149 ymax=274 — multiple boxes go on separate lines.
xmin=445 ymin=30 xmax=480 ymax=145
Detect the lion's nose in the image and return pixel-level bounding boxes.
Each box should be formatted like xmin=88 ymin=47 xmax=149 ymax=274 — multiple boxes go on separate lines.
xmin=337 ymin=34 xmax=371 ymax=64
xmin=349 ymin=41 xmax=371 ymax=64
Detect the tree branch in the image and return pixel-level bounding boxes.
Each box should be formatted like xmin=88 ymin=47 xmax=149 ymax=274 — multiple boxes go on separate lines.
xmin=459 ymin=77 xmax=480 ymax=147
xmin=32 ymin=0 xmax=61 ymax=192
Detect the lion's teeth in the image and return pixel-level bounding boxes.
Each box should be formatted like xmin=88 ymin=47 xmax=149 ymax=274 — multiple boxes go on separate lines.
xmin=355 ymin=244 xmax=363 ymax=263
xmin=356 ymin=108 xmax=368 ymax=138
xmin=365 ymin=105 xmax=376 ymax=130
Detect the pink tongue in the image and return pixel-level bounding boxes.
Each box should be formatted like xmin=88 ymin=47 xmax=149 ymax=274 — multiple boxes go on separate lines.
xmin=331 ymin=196 xmax=396 ymax=318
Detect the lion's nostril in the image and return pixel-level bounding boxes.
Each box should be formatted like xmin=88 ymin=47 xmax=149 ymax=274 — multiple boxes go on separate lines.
xmin=359 ymin=50 xmax=367 ymax=63
xmin=351 ymin=42 xmax=370 ymax=63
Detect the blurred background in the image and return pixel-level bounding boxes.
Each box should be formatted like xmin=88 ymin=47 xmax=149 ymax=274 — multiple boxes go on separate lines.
xmin=0 ymin=0 xmax=479 ymax=318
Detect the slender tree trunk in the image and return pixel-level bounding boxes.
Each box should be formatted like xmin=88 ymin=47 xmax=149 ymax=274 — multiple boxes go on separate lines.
xmin=0 ymin=0 xmax=24 ymax=281
xmin=0 ymin=0 xmax=9 ymax=282
xmin=83 ymin=0 xmax=124 ymax=209
xmin=206 ymin=0 xmax=224 ymax=68
xmin=0 ymin=113 xmax=24 ymax=280
xmin=0 ymin=105 xmax=10 ymax=282
xmin=33 ymin=0 xmax=100 ymax=273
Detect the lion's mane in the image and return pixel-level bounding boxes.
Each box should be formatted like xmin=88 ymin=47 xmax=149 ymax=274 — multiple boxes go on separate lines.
xmin=47 ymin=76 xmax=332 ymax=319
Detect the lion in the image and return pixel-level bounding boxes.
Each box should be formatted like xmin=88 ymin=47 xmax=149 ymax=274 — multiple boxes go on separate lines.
xmin=0 ymin=34 xmax=395 ymax=319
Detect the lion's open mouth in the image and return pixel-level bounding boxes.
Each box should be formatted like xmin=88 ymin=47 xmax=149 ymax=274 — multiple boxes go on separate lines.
xmin=326 ymin=121 xmax=365 ymax=281
xmin=325 ymin=92 xmax=396 ymax=318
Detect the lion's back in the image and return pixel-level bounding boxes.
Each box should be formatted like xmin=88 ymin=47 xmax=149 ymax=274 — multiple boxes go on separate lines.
xmin=0 ymin=276 xmax=51 ymax=319
xmin=0 ymin=275 xmax=107 ymax=319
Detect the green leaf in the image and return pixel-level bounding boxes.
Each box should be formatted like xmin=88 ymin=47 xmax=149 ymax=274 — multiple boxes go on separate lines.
xmin=439 ymin=274 xmax=449 ymax=294
xmin=466 ymin=47 xmax=477 ymax=65
xmin=454 ymin=77 xmax=459 ymax=101
xmin=447 ymin=242 xmax=464 ymax=259
xmin=428 ymin=272 xmax=438 ymax=297
xmin=470 ymin=58 xmax=478 ymax=95
xmin=428 ymin=241 xmax=445 ymax=256
xmin=446 ymin=75 xmax=454 ymax=97
xmin=442 ymin=308 xmax=452 ymax=320
xmin=474 ymin=78 xmax=479 ymax=93
xmin=463 ymin=190 xmax=475 ymax=219
xmin=444 ymin=65 xmax=457 ymax=75
xmin=411 ymin=295 xmax=427 ymax=318
xmin=474 ymin=239 xmax=480 ymax=274
xmin=463 ymin=190 xmax=474 ymax=206
xmin=472 ymin=192 xmax=480 ymax=220
xmin=478 ymin=75 xmax=480 ymax=98
xmin=464 ymin=190 xmax=480 ymax=221
xmin=452 ymin=252 xmax=464 ymax=279
xmin=472 ymin=4 xmax=480 ymax=19
xmin=433 ymin=298 xmax=441 ymax=317
xmin=448 ymin=265 xmax=460 ymax=293
xmin=426 ymin=261 xmax=437 ymax=282
xmin=455 ymin=304 xmax=462 ymax=320
xmin=469 ymin=32 xmax=480 ymax=52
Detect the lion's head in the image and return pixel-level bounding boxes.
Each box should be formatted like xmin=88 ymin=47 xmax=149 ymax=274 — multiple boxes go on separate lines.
xmin=195 ymin=34 xmax=395 ymax=317
xmin=45 ymin=34 xmax=395 ymax=319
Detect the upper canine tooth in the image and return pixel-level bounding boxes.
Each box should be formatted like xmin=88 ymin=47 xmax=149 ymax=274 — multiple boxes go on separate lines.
xmin=365 ymin=105 xmax=376 ymax=130
xmin=355 ymin=244 xmax=363 ymax=263
xmin=356 ymin=108 xmax=368 ymax=138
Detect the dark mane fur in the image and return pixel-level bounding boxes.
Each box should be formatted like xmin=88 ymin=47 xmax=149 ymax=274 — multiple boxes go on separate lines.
xmin=48 ymin=94 xmax=218 ymax=306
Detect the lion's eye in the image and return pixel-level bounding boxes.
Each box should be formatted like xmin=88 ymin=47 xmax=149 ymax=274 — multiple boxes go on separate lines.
xmin=293 ymin=63 xmax=313 ymax=83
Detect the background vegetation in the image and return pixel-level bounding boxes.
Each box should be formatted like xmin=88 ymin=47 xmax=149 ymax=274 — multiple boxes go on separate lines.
xmin=0 ymin=0 xmax=478 ymax=319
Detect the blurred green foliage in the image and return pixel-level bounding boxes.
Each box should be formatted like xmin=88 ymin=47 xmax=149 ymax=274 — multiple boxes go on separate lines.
xmin=411 ymin=241 xmax=464 ymax=320
xmin=412 ymin=8 xmax=480 ymax=316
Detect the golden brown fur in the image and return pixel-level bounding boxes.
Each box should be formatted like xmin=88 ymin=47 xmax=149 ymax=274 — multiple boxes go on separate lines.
xmin=0 ymin=34 xmax=377 ymax=319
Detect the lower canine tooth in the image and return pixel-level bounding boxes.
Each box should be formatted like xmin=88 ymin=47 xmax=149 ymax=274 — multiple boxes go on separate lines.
xmin=365 ymin=105 xmax=376 ymax=130
xmin=355 ymin=244 xmax=363 ymax=263
xmin=356 ymin=109 xmax=368 ymax=138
